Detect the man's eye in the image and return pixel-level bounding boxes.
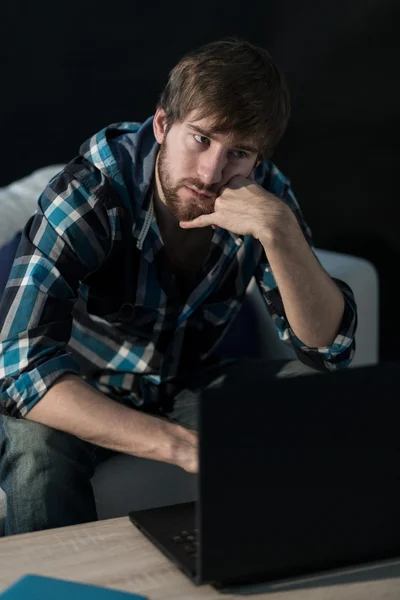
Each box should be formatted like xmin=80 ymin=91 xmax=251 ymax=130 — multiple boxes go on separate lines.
xmin=194 ymin=134 xmax=209 ymax=145
xmin=232 ymin=150 xmax=248 ymax=159
xmin=193 ymin=135 xmax=248 ymax=159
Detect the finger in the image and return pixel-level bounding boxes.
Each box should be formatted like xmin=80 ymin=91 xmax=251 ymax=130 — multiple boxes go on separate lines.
xmin=184 ymin=452 xmax=199 ymax=474
xmin=180 ymin=214 xmax=217 ymax=229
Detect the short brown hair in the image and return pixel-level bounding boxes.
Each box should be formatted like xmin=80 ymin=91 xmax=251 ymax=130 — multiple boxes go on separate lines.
xmin=157 ymin=37 xmax=291 ymax=159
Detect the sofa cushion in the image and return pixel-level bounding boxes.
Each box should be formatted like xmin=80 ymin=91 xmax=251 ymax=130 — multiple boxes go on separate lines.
xmin=0 ymin=164 xmax=65 ymax=247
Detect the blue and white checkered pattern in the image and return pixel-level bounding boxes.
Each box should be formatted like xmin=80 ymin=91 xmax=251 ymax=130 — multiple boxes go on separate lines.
xmin=0 ymin=118 xmax=357 ymax=418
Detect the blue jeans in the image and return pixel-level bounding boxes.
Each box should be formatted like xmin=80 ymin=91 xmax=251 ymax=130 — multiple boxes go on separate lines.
xmin=0 ymin=358 xmax=317 ymax=535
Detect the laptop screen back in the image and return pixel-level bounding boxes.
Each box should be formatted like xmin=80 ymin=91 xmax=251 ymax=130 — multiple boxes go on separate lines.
xmin=197 ymin=361 xmax=400 ymax=586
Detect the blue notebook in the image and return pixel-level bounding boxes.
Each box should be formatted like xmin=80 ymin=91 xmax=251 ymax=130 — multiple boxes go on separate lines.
xmin=0 ymin=575 xmax=147 ymax=599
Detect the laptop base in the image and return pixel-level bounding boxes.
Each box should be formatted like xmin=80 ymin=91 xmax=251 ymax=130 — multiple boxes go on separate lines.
xmin=129 ymin=502 xmax=198 ymax=583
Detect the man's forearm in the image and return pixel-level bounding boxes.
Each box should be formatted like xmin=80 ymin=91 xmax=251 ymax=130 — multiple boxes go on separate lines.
xmin=259 ymin=214 xmax=345 ymax=348
xmin=25 ymin=374 xmax=192 ymax=469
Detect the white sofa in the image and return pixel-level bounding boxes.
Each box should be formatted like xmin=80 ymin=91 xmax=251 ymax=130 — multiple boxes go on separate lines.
xmin=0 ymin=165 xmax=379 ymax=531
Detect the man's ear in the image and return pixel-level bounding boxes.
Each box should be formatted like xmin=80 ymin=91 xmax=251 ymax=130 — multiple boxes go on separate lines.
xmin=153 ymin=107 xmax=168 ymax=144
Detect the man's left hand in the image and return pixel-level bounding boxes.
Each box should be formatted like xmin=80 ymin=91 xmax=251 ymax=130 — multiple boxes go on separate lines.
xmin=179 ymin=174 xmax=293 ymax=242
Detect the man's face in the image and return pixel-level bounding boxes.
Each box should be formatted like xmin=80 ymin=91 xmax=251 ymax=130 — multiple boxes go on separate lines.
xmin=154 ymin=109 xmax=260 ymax=222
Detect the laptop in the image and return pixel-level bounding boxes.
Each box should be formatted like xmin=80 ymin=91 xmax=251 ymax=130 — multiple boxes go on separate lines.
xmin=129 ymin=360 xmax=400 ymax=588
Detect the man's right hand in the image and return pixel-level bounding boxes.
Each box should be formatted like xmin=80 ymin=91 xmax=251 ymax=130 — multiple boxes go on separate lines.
xmin=27 ymin=374 xmax=199 ymax=473
xmin=163 ymin=421 xmax=199 ymax=474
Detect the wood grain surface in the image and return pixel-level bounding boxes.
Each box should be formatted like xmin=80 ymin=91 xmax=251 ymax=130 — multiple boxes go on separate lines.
xmin=0 ymin=516 xmax=399 ymax=599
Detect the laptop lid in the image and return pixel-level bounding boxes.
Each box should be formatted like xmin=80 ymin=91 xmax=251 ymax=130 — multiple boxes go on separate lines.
xmin=197 ymin=360 xmax=400 ymax=586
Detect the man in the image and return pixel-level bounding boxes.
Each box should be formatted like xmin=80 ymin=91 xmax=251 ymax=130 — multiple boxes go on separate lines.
xmin=0 ymin=37 xmax=357 ymax=535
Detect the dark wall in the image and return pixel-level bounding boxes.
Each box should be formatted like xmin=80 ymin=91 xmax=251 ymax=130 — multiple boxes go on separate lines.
xmin=1 ymin=1 xmax=399 ymax=359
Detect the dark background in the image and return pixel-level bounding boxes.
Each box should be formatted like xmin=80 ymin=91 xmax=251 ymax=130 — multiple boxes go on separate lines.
xmin=1 ymin=0 xmax=399 ymax=360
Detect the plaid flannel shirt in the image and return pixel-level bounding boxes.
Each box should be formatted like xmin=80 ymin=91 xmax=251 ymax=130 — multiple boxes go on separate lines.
xmin=0 ymin=117 xmax=357 ymax=418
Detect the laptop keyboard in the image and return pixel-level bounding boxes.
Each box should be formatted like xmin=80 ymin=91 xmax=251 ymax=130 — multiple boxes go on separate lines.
xmin=170 ymin=528 xmax=199 ymax=557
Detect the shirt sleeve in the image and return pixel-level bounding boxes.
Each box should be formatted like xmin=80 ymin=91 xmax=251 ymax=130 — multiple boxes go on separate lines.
xmin=0 ymin=166 xmax=111 ymax=418
xmin=255 ymin=162 xmax=358 ymax=371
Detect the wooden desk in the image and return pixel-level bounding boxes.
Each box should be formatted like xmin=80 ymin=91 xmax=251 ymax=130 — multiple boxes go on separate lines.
xmin=0 ymin=517 xmax=400 ymax=599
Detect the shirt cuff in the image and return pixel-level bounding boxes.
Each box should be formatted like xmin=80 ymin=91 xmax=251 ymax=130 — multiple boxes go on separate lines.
xmin=285 ymin=290 xmax=357 ymax=369
xmin=0 ymin=354 xmax=81 ymax=418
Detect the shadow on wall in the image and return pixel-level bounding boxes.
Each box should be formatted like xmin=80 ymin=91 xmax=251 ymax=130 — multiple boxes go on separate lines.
xmin=323 ymin=233 xmax=398 ymax=363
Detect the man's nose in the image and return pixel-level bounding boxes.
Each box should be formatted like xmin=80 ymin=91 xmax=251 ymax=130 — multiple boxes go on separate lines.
xmin=197 ymin=150 xmax=227 ymax=186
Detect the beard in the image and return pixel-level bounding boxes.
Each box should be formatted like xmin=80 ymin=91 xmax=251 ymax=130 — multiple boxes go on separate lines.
xmin=156 ymin=139 xmax=216 ymax=222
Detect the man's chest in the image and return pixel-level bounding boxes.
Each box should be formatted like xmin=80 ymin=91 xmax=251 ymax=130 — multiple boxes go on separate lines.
xmin=161 ymin=228 xmax=213 ymax=281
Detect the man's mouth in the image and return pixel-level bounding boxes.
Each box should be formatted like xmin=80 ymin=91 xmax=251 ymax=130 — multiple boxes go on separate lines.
xmin=186 ymin=185 xmax=215 ymax=199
